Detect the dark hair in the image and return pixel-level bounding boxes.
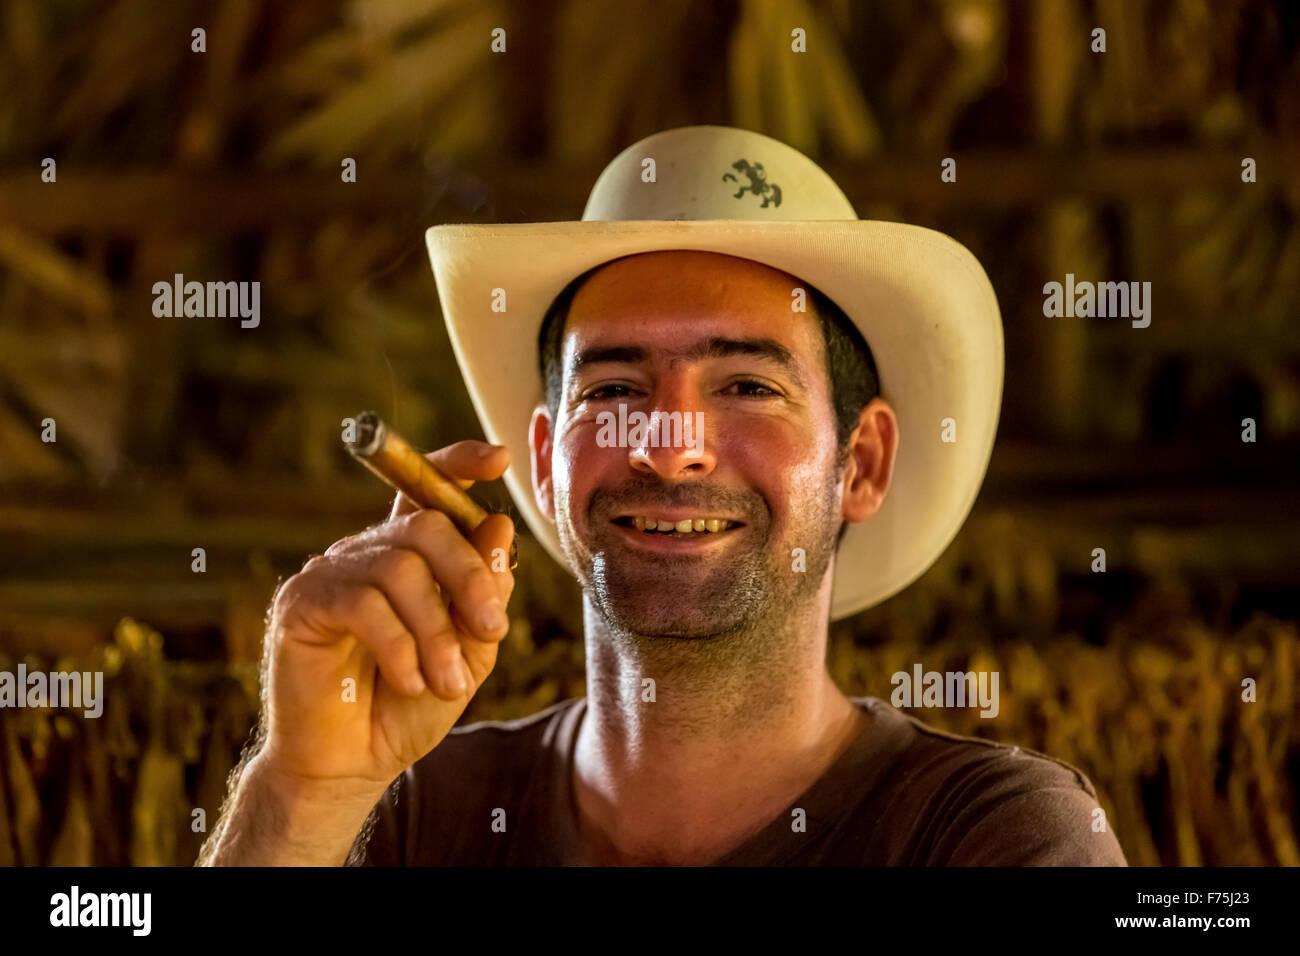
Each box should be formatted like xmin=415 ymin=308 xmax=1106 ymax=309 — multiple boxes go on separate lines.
xmin=536 ymin=261 xmax=882 ymax=548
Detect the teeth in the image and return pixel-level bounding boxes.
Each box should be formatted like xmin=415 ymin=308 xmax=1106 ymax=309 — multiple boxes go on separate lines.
xmin=628 ymin=516 xmax=735 ymax=533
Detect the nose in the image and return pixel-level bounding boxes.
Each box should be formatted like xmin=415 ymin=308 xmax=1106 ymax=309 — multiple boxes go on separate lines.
xmin=628 ymin=417 xmax=715 ymax=479
xmin=627 ymin=378 xmax=716 ymax=480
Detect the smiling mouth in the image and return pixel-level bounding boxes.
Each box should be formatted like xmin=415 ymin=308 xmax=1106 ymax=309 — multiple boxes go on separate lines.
xmin=612 ymin=516 xmax=744 ymax=536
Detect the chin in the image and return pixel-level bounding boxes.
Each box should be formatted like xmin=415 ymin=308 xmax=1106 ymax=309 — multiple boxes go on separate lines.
xmin=595 ymin=582 xmax=756 ymax=638
xmin=638 ymin=610 xmax=731 ymax=637
xmin=606 ymin=609 xmax=739 ymax=639
xmin=564 ymin=526 xmax=774 ymax=635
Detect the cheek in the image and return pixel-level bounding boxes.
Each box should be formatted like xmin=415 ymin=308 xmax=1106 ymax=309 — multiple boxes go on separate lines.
xmin=553 ymin=426 xmax=614 ymax=519
xmin=729 ymin=422 xmax=837 ymax=522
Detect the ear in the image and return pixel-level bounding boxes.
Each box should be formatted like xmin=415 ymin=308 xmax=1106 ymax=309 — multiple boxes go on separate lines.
xmin=840 ymin=397 xmax=898 ymax=524
xmin=530 ymin=403 xmax=556 ymax=521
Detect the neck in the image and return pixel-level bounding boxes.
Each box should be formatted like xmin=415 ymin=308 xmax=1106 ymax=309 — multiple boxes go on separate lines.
xmin=571 ymin=580 xmax=865 ymax=865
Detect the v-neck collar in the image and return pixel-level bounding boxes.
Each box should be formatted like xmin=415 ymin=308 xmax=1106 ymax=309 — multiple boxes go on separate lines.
xmin=547 ymin=696 xmax=910 ymax=866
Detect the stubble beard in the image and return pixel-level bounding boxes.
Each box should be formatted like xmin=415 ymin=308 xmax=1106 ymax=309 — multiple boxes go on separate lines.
xmin=555 ymin=468 xmax=843 ymax=665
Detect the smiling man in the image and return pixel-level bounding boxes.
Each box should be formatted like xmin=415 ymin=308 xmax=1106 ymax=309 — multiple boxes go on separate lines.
xmin=530 ymin=250 xmax=893 ymax=865
xmin=199 ymin=125 xmax=1126 ymax=867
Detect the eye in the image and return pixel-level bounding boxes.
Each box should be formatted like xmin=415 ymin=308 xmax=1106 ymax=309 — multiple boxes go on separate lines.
xmin=582 ymin=384 xmax=635 ymax=401
xmin=723 ymin=379 xmax=779 ymax=397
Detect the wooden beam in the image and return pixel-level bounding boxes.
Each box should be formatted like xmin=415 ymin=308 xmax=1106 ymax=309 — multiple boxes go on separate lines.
xmin=1 ymin=145 xmax=1295 ymax=234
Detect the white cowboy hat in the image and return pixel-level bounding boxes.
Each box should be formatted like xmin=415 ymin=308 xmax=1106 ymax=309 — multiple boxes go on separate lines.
xmin=425 ymin=124 xmax=1003 ymax=621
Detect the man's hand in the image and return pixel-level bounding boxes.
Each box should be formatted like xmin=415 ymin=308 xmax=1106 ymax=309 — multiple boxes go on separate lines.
xmin=264 ymin=439 xmax=515 ymax=787
xmin=201 ymin=440 xmax=514 ymax=865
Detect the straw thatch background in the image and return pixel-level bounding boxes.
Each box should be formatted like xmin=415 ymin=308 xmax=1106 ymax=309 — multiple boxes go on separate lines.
xmin=0 ymin=0 xmax=1298 ymax=866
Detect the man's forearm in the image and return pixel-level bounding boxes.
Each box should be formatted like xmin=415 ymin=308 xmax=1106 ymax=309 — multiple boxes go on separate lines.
xmin=200 ymin=753 xmax=388 ymax=866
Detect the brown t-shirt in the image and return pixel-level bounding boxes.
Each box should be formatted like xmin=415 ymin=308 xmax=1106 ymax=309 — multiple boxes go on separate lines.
xmin=348 ymin=695 xmax=1127 ymax=866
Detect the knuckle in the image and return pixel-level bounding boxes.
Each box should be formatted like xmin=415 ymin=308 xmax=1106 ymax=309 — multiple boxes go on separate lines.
xmin=350 ymin=584 xmax=391 ymax=622
xmin=376 ymin=625 xmax=416 ymax=659
xmin=272 ymin=571 xmax=311 ymax=613
xmin=464 ymin=562 xmax=498 ymax=597
xmin=424 ymin=615 xmax=459 ymax=649
xmin=301 ymin=553 xmax=331 ymax=574
xmin=408 ymin=508 xmax=453 ymax=536
xmin=452 ymin=561 xmax=498 ymax=609
xmin=325 ymin=522 xmax=381 ymax=554
xmin=274 ymin=572 xmax=303 ymax=602
xmin=377 ymin=547 xmax=426 ymax=585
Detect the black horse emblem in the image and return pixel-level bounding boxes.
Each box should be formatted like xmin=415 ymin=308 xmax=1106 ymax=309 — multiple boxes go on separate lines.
xmin=722 ymin=159 xmax=782 ymax=208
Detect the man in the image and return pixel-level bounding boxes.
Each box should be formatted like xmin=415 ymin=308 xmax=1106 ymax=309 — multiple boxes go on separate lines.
xmin=200 ymin=125 xmax=1126 ymax=866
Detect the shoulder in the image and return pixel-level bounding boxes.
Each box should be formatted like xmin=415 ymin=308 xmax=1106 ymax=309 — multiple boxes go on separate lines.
xmin=876 ymin=699 xmax=1100 ymax=796
xmin=403 ymin=696 xmax=580 ymax=800
xmin=856 ymin=698 xmax=1127 ymax=866
xmin=349 ymin=698 xmax=581 ymax=866
xmin=437 ymin=696 xmax=579 ymax=757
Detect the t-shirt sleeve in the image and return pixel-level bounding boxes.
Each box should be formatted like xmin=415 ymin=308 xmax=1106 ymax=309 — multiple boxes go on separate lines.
xmin=928 ymin=756 xmax=1128 ymax=866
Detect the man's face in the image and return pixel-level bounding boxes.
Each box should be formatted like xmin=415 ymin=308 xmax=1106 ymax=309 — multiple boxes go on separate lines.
xmin=535 ymin=250 xmax=848 ymax=638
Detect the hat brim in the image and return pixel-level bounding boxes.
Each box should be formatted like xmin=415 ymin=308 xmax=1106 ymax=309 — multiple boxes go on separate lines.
xmin=426 ymin=219 xmax=1003 ymax=621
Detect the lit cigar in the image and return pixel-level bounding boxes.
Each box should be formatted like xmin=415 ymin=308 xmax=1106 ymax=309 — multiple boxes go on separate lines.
xmin=345 ymin=411 xmax=517 ymax=570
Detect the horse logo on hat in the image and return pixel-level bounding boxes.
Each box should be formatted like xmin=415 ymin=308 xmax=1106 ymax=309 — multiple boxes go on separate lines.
xmin=722 ymin=159 xmax=782 ymax=208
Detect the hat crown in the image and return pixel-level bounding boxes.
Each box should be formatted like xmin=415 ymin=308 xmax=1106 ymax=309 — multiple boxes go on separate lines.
xmin=582 ymin=125 xmax=858 ymax=223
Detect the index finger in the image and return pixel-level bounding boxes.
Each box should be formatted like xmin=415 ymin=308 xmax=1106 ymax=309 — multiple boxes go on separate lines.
xmin=388 ymin=441 xmax=510 ymax=520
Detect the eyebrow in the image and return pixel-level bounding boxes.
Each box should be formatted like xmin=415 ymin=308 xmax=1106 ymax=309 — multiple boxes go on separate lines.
xmin=572 ymin=336 xmax=807 ymax=389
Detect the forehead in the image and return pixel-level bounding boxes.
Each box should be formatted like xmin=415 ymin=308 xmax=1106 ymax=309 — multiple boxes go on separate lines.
xmin=561 ymin=250 xmax=824 ymax=365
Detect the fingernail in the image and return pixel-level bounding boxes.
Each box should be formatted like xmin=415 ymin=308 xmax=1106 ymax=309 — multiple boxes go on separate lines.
xmin=459 ymin=658 xmax=475 ymax=694
xmin=407 ymin=671 xmax=427 ymax=695
xmin=477 ymin=444 xmax=502 ymax=458
xmin=480 ymin=600 xmax=507 ymax=634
